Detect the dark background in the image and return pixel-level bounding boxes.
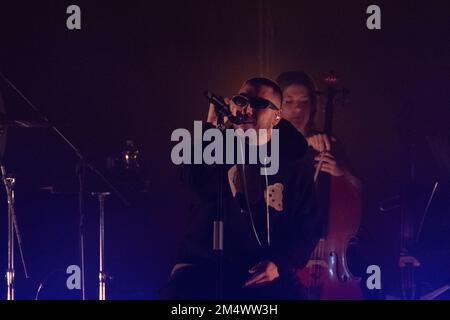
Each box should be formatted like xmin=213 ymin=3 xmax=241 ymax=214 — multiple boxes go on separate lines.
xmin=0 ymin=0 xmax=448 ymax=299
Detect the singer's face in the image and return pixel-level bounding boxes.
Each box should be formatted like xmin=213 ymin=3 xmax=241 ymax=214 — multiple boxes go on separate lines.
xmin=230 ymin=84 xmax=281 ymax=135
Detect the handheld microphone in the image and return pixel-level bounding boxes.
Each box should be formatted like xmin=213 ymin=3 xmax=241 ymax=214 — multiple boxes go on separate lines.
xmin=204 ymin=90 xmax=243 ymax=125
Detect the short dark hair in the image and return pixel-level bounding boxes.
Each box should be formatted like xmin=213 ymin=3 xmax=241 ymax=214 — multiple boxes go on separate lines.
xmin=276 ymin=71 xmax=318 ymax=130
xmin=243 ymin=77 xmax=283 ymax=105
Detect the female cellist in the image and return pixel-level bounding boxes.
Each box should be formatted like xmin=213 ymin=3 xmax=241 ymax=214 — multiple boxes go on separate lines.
xmin=276 ymin=71 xmax=363 ymax=299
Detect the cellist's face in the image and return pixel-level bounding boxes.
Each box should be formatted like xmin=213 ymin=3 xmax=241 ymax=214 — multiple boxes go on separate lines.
xmin=281 ymin=84 xmax=311 ymax=133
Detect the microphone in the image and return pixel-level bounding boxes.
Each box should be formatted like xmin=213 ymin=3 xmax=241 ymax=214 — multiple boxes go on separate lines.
xmin=204 ymin=90 xmax=243 ymax=125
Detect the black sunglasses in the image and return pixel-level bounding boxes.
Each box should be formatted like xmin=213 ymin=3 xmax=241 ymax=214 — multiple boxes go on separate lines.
xmin=231 ymin=94 xmax=279 ymax=110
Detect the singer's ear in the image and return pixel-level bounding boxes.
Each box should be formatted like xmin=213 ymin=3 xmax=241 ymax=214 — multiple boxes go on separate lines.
xmin=273 ymin=110 xmax=282 ymax=126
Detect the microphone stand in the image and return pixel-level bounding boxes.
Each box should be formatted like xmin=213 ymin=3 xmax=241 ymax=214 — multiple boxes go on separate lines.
xmin=213 ymin=111 xmax=225 ymax=300
xmin=92 ymin=192 xmax=110 ymax=300
xmin=1 ymin=165 xmax=29 ymax=300
xmin=204 ymin=91 xmax=243 ymax=299
xmin=0 ymin=71 xmax=130 ymax=300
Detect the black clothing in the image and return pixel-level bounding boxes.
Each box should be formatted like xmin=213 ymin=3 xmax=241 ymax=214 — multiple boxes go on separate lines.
xmin=167 ymin=119 xmax=322 ymax=299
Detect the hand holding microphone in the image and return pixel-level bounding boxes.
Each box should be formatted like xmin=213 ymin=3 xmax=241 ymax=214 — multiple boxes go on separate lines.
xmin=204 ymin=91 xmax=243 ymax=126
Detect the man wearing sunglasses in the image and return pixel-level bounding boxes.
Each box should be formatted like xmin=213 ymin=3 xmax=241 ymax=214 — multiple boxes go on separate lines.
xmin=207 ymin=81 xmax=282 ymax=139
xmin=162 ymin=77 xmax=321 ymax=300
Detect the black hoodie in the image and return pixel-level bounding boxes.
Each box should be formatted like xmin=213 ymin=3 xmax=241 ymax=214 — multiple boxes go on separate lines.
xmin=176 ymin=119 xmax=322 ymax=276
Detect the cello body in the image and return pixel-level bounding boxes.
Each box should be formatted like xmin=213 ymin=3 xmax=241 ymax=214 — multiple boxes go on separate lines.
xmin=296 ymin=73 xmax=363 ymax=300
xmin=297 ymin=176 xmax=362 ymax=299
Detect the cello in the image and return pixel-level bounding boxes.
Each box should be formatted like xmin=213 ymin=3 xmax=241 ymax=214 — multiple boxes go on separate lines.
xmin=296 ymin=72 xmax=363 ymax=299
xmin=397 ymin=108 xmax=421 ymax=300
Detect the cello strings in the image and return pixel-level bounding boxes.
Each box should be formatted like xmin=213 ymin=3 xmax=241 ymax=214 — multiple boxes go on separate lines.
xmin=314 ymin=152 xmax=326 ymax=182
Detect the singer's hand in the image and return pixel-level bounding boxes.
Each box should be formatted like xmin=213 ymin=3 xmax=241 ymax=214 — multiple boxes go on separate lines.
xmin=206 ymin=103 xmax=218 ymax=126
xmin=206 ymin=98 xmax=230 ymax=126
xmin=243 ymin=260 xmax=279 ymax=288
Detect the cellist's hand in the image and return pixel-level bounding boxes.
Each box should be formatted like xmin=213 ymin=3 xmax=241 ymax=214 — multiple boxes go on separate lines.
xmin=306 ymin=133 xmax=335 ymax=152
xmin=314 ymin=152 xmax=345 ymax=177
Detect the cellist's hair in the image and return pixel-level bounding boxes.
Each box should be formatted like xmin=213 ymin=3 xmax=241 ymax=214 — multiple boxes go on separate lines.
xmin=276 ymin=71 xmax=318 ymax=132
